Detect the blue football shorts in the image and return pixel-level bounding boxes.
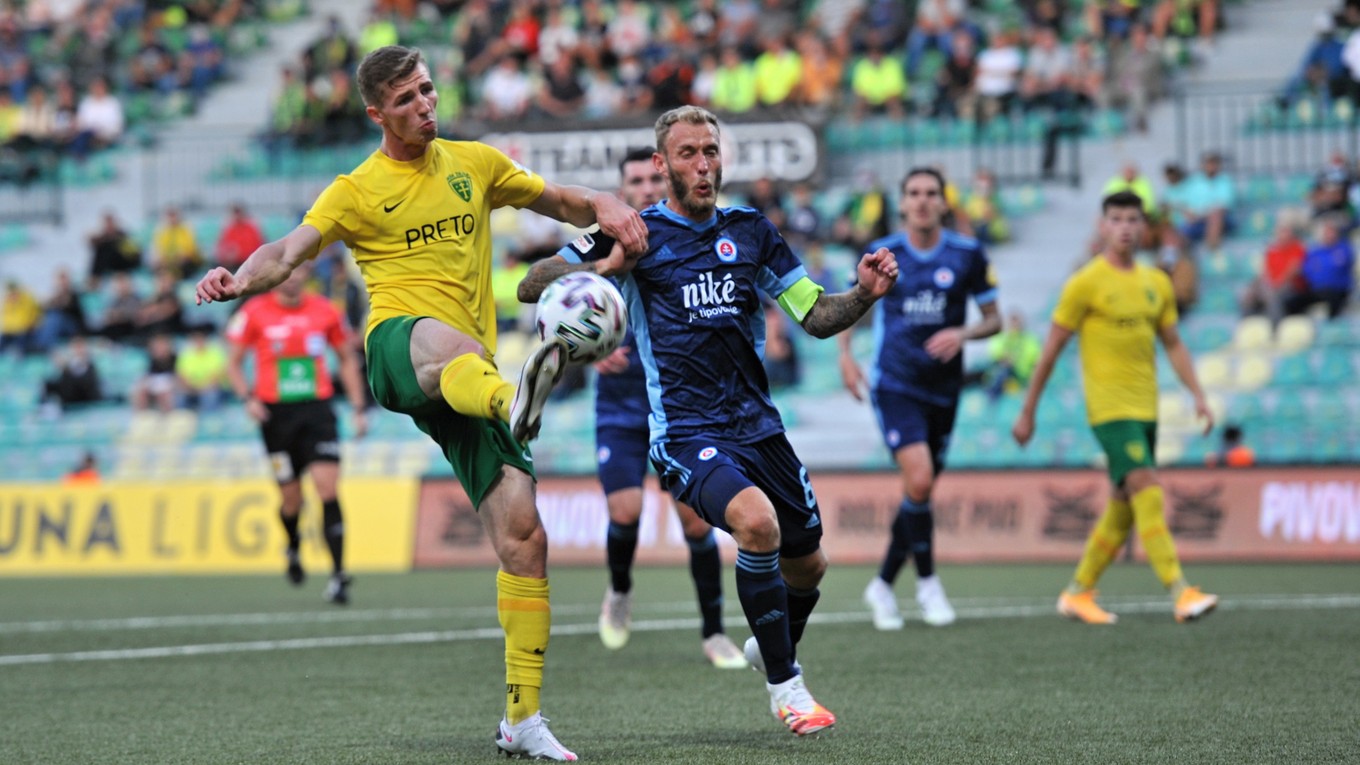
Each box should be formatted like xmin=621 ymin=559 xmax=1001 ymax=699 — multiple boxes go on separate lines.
xmin=870 ymin=389 xmax=959 ymax=475
xmin=649 ymin=433 xmax=822 ymax=559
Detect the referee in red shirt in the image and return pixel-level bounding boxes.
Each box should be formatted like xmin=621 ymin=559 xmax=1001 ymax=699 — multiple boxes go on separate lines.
xmin=226 ymin=262 xmax=369 ymax=603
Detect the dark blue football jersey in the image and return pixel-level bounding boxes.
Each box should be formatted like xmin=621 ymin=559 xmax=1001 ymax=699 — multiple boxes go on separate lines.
xmin=867 ymin=229 xmax=998 ymax=407
xmin=616 ymin=203 xmax=812 ymax=444
xmin=557 ymin=233 xmax=649 ymax=431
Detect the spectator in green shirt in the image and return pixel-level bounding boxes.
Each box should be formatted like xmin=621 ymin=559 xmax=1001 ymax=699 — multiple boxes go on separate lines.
xmin=851 ymin=37 xmax=907 ymax=119
xmin=711 ymin=46 xmax=757 ymax=114
xmin=753 ymin=35 xmax=802 ymax=108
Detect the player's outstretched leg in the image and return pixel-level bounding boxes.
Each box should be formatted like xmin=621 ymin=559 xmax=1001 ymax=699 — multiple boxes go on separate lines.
xmin=510 ymin=339 xmax=566 ymax=444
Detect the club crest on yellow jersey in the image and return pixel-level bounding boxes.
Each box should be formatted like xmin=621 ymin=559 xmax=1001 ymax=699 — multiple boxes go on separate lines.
xmin=448 ymin=171 xmax=472 ymax=202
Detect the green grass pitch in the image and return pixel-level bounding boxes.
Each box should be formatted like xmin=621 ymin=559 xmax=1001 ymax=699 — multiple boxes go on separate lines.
xmin=2 ymin=562 xmax=1356 ymax=764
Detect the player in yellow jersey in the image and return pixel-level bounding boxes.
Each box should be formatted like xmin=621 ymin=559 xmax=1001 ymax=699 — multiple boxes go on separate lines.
xmin=1011 ymin=190 xmax=1219 ymax=625
xmin=194 ymin=45 xmax=648 ymax=762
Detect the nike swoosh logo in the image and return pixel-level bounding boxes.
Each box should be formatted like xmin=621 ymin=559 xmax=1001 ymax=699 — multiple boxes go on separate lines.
xmin=383 ymin=200 xmax=404 ymax=213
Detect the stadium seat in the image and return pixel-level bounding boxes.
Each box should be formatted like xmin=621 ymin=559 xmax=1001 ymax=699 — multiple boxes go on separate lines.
xmin=1195 ymin=353 xmax=1231 ymax=388
xmin=1273 ymin=354 xmax=1313 ymax=386
xmin=1232 ymin=316 xmax=1272 ymax=352
xmin=1274 ymin=315 xmax=1315 ymax=353
xmin=1232 ymin=353 xmax=1273 ymax=391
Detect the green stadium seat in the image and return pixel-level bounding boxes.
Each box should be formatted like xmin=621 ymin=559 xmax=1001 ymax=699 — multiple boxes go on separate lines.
xmin=1272 ymin=354 xmax=1312 ymax=386
xmin=1316 ymin=348 xmax=1356 ymax=385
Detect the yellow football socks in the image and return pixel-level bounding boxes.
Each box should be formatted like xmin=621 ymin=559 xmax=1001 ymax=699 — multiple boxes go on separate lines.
xmin=1071 ymin=498 xmax=1134 ymax=591
xmin=497 ymin=570 xmax=551 ymax=724
xmin=440 ymin=353 xmax=514 ymax=422
xmin=1131 ymin=486 xmax=1185 ymax=589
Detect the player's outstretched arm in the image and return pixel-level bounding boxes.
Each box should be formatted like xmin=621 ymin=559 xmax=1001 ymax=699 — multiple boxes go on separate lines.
xmin=1012 ymin=323 xmax=1073 ymax=446
xmin=516 ymin=240 xmax=636 ymax=304
xmin=528 ymin=181 xmax=648 ymax=256
xmin=837 ymin=326 xmax=867 ymax=402
xmin=195 ymin=226 xmax=322 ymax=305
xmin=1159 ymin=322 xmax=1214 ymax=435
xmin=225 ymin=341 xmax=267 ymax=424
xmin=801 ymin=247 xmax=899 ymax=339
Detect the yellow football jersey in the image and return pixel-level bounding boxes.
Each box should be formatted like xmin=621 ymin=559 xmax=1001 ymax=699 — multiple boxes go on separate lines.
xmin=1051 ymin=256 xmax=1177 ymax=425
xmin=302 ymin=139 xmax=545 ymax=356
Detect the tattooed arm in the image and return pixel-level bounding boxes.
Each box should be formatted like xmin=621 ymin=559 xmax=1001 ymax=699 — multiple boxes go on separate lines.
xmin=799 ymin=247 xmax=899 ymax=339
xmin=516 ymin=231 xmax=636 ymax=303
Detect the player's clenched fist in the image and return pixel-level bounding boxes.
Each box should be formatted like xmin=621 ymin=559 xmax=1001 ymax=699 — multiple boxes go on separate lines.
xmin=196 ymin=267 xmax=243 ymax=305
xmin=855 ymin=247 xmax=899 ymax=299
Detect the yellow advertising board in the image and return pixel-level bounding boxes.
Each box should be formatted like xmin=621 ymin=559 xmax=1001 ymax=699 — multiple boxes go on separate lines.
xmin=0 ymin=478 xmax=418 ymax=575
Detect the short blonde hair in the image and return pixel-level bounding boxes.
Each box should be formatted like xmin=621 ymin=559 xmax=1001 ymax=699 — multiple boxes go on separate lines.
xmin=654 ymin=106 xmax=720 ymax=155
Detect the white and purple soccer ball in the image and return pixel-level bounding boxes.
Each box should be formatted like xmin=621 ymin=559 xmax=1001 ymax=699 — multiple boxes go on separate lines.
xmin=535 ymin=271 xmax=627 ymax=365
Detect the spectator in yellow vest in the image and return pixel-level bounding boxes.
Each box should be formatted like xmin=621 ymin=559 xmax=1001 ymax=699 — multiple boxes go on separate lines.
xmin=851 ymin=36 xmax=907 ymax=119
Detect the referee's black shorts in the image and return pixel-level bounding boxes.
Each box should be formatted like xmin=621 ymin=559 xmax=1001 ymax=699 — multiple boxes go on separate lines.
xmin=261 ymin=399 xmax=340 ymax=484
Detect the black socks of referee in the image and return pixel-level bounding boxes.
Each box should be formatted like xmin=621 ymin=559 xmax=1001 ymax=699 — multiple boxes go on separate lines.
xmin=280 ymin=507 xmax=301 ymax=551
xmin=322 ymin=499 xmax=345 ymax=575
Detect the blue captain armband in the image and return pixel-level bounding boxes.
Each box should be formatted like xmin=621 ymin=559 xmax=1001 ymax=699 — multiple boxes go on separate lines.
xmin=776 ymin=277 xmax=826 ymax=323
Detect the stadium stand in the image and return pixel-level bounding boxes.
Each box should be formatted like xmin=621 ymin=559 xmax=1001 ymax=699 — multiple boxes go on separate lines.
xmin=1 ymin=0 xmax=1357 ymax=481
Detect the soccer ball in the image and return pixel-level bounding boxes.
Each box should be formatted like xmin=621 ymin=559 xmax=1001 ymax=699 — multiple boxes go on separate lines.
xmin=535 ymin=272 xmax=628 ymax=365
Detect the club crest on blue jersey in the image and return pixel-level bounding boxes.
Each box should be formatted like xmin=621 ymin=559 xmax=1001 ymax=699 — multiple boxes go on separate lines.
xmin=715 ymin=237 xmax=738 ymax=262
xmin=698 ymin=446 xmax=719 ymax=461
xmin=933 ymin=267 xmax=955 ymax=288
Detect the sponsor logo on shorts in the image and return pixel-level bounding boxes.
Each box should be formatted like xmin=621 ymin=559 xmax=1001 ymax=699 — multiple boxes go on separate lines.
xmin=597 ymin=446 xmax=611 ymax=464
xmin=269 ymin=452 xmax=294 ymax=483
xmin=698 ymin=446 xmax=718 ymax=461
xmin=887 ymin=429 xmax=901 ymax=447
xmin=1125 ymin=441 xmax=1147 ymax=463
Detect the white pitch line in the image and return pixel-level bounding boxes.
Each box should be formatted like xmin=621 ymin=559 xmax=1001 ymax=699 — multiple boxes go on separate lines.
xmin=1 ymin=594 xmax=1358 ymax=667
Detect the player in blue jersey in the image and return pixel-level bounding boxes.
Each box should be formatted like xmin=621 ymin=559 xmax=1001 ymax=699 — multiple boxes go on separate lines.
xmin=521 ymin=106 xmax=900 ymax=737
xmin=524 ymin=147 xmax=748 ymax=669
xmin=839 ymin=167 xmax=1002 ymax=631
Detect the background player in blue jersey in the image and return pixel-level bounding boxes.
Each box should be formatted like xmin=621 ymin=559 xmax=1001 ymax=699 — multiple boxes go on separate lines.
xmin=839 ymin=167 xmax=1002 ymax=631
xmin=523 ymin=106 xmax=900 ymax=737
xmin=523 ymin=147 xmax=748 ymax=669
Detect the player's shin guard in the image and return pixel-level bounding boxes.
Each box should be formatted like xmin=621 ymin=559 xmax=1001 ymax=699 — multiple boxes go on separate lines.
xmin=321 ymin=499 xmax=344 ymax=574
xmin=904 ymin=498 xmax=935 ymax=578
xmin=687 ymin=531 xmax=724 ymax=639
xmin=785 ymin=585 xmax=820 ymax=660
xmin=1073 ymin=498 xmax=1133 ymax=590
xmin=439 ymin=353 xmax=514 ymax=421
xmin=497 ymin=571 xmax=550 ymax=724
xmin=606 ymin=520 xmax=639 ymax=594
xmin=1131 ymin=486 xmax=1184 ymax=588
xmin=877 ymin=501 xmax=914 ymax=585
xmin=735 ymin=549 xmax=796 ymax=684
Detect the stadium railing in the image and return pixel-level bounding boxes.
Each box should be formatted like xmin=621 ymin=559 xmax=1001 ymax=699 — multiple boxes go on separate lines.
xmin=1173 ymin=79 xmax=1360 ymax=176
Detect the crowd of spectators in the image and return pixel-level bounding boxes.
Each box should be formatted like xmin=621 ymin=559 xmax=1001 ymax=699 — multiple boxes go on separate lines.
xmin=264 ymin=0 xmax=1223 ymax=144
xmin=0 ymin=0 xmax=257 ymax=168
xmin=1 ymin=197 xmax=369 ymax=417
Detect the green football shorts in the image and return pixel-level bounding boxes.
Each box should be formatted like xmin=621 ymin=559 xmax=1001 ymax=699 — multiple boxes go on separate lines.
xmin=365 ymin=316 xmax=534 ymax=508
xmin=1091 ymin=419 xmax=1158 ymax=487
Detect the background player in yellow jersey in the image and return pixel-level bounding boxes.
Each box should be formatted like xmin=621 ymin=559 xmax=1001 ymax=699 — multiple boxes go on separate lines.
xmin=1011 ymin=190 xmax=1219 ymax=626
xmin=195 ymin=45 xmax=647 ymax=762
